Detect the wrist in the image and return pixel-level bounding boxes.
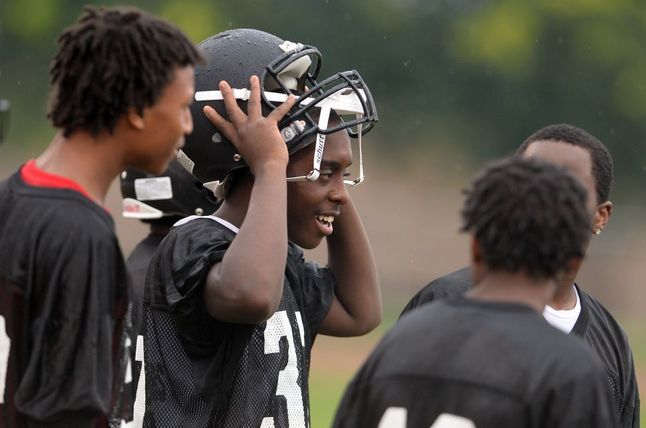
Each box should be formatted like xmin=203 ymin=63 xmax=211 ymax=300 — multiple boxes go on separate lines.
xmin=253 ymin=159 xmax=288 ymax=178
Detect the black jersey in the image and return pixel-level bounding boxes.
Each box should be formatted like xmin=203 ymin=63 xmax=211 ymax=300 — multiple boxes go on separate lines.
xmin=400 ymin=267 xmax=640 ymax=427
xmin=126 ymin=232 xmax=165 ymax=341
xmin=136 ymin=216 xmax=335 ymax=427
xmin=0 ymin=166 xmax=133 ymax=427
xmin=334 ymin=298 xmax=618 ymax=428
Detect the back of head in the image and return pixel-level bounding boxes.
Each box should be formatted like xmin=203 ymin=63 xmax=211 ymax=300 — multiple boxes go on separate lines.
xmin=517 ymin=124 xmax=614 ymax=205
xmin=120 ymin=159 xmax=220 ymax=223
xmin=48 ymin=6 xmax=203 ymax=137
xmin=178 ymin=28 xmax=378 ymax=193
xmin=461 ymin=156 xmax=591 ymax=280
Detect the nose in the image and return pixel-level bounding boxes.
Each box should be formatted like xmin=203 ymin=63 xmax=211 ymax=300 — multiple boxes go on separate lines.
xmin=328 ymin=178 xmax=349 ymax=206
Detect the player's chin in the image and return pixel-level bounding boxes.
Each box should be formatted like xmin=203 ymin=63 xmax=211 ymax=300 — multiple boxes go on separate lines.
xmin=138 ymin=159 xmax=168 ymax=175
xmin=289 ymin=230 xmax=324 ymax=250
xmin=147 ymin=151 xmax=178 ymax=175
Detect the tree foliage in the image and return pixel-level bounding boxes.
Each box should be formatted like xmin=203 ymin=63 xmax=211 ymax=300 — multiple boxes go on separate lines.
xmin=1 ymin=0 xmax=645 ymax=196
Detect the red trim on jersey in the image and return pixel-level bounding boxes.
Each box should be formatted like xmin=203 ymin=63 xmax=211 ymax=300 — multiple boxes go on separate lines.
xmin=21 ymin=159 xmax=95 ymax=201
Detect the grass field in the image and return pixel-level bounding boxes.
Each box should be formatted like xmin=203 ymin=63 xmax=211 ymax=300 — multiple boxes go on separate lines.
xmin=309 ymin=308 xmax=398 ymax=427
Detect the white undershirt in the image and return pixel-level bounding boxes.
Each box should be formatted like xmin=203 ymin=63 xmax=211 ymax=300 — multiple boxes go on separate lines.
xmin=173 ymin=215 xmax=239 ymax=233
xmin=542 ymin=285 xmax=581 ymax=333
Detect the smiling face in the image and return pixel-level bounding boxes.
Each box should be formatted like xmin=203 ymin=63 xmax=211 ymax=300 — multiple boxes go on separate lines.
xmin=124 ymin=65 xmax=195 ymax=174
xmin=286 ymin=129 xmax=352 ymax=249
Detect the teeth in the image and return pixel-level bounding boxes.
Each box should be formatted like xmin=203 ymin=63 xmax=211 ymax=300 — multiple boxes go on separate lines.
xmin=317 ymin=215 xmax=335 ymax=224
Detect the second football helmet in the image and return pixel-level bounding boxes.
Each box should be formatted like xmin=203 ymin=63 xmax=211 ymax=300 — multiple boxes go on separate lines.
xmin=120 ymin=159 xmax=220 ymax=220
xmin=178 ymin=28 xmax=378 ymax=193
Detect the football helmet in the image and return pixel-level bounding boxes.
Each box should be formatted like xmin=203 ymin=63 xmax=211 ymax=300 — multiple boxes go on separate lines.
xmin=120 ymin=159 xmax=220 ymax=219
xmin=178 ymin=28 xmax=378 ymax=193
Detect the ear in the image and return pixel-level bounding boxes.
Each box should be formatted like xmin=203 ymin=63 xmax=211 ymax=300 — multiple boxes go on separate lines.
xmin=593 ymin=201 xmax=612 ymax=234
xmin=126 ymin=107 xmax=146 ymax=130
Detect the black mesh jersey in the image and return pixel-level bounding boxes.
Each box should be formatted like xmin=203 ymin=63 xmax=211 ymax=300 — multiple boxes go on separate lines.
xmin=136 ymin=216 xmax=335 ymax=427
xmin=126 ymin=232 xmax=165 ymax=341
xmin=127 ymin=231 xmax=165 ymax=420
xmin=0 ymin=169 xmax=134 ymax=427
xmin=399 ymin=267 xmax=640 ymax=427
xmin=335 ymin=298 xmax=619 ymax=428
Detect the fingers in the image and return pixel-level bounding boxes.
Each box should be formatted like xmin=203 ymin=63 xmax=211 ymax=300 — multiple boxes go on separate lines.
xmin=217 ymin=76 xmax=295 ymax=124
xmin=246 ymin=76 xmax=261 ymax=118
xmin=203 ymin=76 xmax=296 ymax=149
xmin=202 ymin=104 xmax=225 ymax=127
xmin=203 ymin=105 xmax=238 ymax=144
xmin=269 ymin=94 xmax=297 ymax=122
xmin=219 ymin=81 xmax=246 ymax=126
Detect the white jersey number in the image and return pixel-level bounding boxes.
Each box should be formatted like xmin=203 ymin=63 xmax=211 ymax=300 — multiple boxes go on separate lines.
xmin=379 ymin=408 xmax=475 ymax=428
xmin=260 ymin=310 xmax=306 ymax=428
xmin=129 ymin=335 xmax=146 ymax=428
xmin=0 ymin=315 xmax=10 ymax=404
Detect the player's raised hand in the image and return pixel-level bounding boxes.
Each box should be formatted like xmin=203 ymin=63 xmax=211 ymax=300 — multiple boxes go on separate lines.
xmin=203 ymin=75 xmax=296 ymax=175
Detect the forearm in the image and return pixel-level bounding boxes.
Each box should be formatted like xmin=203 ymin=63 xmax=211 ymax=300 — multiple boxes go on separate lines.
xmin=323 ymin=199 xmax=381 ymax=336
xmin=207 ymin=163 xmax=288 ymax=322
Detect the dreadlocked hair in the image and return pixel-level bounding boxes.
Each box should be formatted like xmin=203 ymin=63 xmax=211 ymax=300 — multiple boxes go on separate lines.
xmin=461 ymin=156 xmax=591 ymax=280
xmin=517 ymin=123 xmax=614 ymax=205
xmin=48 ymin=5 xmax=204 ymax=137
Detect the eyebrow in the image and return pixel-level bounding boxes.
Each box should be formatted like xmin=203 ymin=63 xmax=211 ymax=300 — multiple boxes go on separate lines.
xmin=320 ymin=160 xmax=352 ymax=169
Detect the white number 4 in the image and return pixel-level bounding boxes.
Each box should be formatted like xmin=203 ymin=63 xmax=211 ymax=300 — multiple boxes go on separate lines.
xmin=379 ymin=408 xmax=475 ymax=428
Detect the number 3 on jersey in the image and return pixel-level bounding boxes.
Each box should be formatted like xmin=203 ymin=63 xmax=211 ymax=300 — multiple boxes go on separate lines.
xmin=0 ymin=315 xmax=10 ymax=404
xmin=261 ymin=310 xmax=307 ymax=428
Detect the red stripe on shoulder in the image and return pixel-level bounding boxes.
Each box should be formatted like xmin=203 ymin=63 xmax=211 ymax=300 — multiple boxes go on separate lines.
xmin=20 ymin=159 xmax=94 ymax=201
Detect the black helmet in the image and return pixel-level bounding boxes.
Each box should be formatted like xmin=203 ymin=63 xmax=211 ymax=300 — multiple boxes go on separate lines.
xmin=177 ymin=28 xmax=378 ymax=193
xmin=120 ymin=159 xmax=220 ymax=219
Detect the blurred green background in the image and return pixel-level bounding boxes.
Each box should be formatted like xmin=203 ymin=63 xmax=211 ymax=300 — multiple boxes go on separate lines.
xmin=1 ymin=0 xmax=645 ymax=426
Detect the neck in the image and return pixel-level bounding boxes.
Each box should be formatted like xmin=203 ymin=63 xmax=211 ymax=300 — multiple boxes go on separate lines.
xmin=467 ymin=269 xmax=556 ymax=313
xmin=36 ymin=131 xmax=125 ymax=204
xmin=149 ymin=222 xmax=173 ymax=236
xmin=214 ymin=177 xmax=253 ymax=228
xmin=548 ymin=271 xmax=577 ymax=310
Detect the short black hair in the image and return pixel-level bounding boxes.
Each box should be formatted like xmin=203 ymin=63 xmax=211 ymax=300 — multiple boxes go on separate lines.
xmin=516 ymin=124 xmax=613 ymax=205
xmin=48 ymin=6 xmax=203 ymax=137
xmin=461 ymin=157 xmax=591 ymax=280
